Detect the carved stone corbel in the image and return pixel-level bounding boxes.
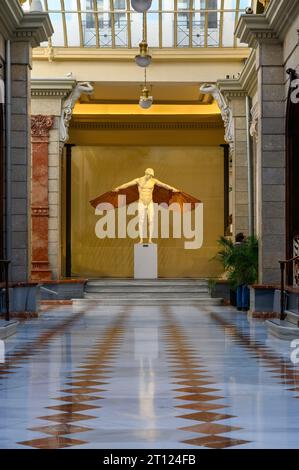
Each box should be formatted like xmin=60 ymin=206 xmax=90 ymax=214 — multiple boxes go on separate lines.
xmin=0 ymin=77 xmax=4 ymax=104
xmin=200 ymin=83 xmax=235 ymax=156
xmin=59 ymin=81 xmax=94 ymax=152
xmin=250 ymin=102 xmax=259 ymax=142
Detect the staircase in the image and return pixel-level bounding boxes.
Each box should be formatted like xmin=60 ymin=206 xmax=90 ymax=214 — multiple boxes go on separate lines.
xmin=267 ymin=287 xmax=299 ymax=339
xmin=76 ymin=278 xmax=223 ymax=306
xmin=267 ymin=309 xmax=299 ymax=340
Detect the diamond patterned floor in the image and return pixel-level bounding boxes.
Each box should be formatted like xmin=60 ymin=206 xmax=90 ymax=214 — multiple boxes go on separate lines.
xmin=0 ymin=303 xmax=298 ymax=448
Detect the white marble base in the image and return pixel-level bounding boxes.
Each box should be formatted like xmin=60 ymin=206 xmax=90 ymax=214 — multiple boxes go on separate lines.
xmin=134 ymin=243 xmax=158 ymax=279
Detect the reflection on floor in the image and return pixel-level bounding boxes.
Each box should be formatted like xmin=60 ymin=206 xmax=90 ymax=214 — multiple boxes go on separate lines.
xmin=0 ymin=303 xmax=299 ymax=449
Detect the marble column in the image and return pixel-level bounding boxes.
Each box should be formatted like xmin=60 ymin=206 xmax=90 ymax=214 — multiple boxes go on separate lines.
xmin=31 ymin=115 xmax=54 ymax=281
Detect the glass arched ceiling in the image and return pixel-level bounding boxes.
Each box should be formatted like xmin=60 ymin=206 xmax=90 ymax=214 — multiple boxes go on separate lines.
xmin=22 ymin=0 xmax=252 ymax=49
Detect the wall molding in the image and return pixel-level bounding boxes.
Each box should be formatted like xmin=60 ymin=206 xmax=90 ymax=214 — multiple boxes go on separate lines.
xmin=218 ymin=51 xmax=257 ymax=98
xmin=70 ymin=121 xmax=224 ymax=131
xmin=31 ymin=89 xmax=72 ymax=98
xmin=31 ymin=78 xmax=76 ymax=99
xmin=32 ymin=46 xmax=251 ymax=63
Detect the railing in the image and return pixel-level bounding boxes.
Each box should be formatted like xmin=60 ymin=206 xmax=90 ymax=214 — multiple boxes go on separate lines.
xmin=279 ymin=256 xmax=299 ymax=321
xmin=0 ymin=260 xmax=11 ymax=322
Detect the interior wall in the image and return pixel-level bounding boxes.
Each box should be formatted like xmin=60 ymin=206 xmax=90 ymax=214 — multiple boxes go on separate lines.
xmin=67 ymin=144 xmax=224 ymax=278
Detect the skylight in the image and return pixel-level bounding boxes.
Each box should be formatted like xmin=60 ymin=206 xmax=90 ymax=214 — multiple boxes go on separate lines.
xmin=22 ymin=0 xmax=251 ymax=49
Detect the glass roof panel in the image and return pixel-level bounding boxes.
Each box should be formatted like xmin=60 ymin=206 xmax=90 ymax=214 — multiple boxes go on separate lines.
xmin=22 ymin=0 xmax=253 ymax=48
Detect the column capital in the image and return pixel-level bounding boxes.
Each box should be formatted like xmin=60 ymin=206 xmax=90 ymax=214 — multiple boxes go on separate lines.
xmin=31 ymin=115 xmax=54 ymax=139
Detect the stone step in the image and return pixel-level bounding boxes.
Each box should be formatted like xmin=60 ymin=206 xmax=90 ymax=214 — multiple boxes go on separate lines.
xmin=284 ymin=310 xmax=299 ymax=327
xmin=74 ymin=297 xmax=222 ymax=307
xmin=83 ymin=278 xmax=217 ymax=305
xmin=84 ymin=291 xmax=210 ymax=299
xmin=85 ymin=286 xmax=209 ymax=293
xmin=86 ymin=279 xmax=209 ymax=287
xmin=266 ymin=318 xmax=299 ymax=340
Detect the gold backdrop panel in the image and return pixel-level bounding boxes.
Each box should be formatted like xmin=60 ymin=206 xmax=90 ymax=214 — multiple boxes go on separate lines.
xmin=71 ymin=146 xmax=224 ymax=278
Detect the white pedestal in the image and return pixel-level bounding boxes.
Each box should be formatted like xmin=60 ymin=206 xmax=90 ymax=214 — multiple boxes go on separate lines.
xmin=134 ymin=244 xmax=158 ymax=279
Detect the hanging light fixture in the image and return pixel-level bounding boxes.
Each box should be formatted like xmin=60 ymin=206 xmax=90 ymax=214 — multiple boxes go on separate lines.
xmin=139 ymin=69 xmax=153 ymax=109
xmin=135 ymin=40 xmax=151 ymax=67
xmin=139 ymin=86 xmax=153 ymax=109
xmin=135 ymin=12 xmax=152 ymax=67
xmin=131 ymin=0 xmax=152 ymax=13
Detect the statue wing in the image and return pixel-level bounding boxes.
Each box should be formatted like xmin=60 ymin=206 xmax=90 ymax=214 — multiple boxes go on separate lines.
xmin=153 ymin=187 xmax=201 ymax=212
xmin=90 ymin=185 xmax=200 ymax=212
xmin=152 ymin=186 xmax=172 ymax=205
xmin=90 ymin=184 xmax=139 ymax=209
xmin=169 ymin=191 xmax=201 ymax=212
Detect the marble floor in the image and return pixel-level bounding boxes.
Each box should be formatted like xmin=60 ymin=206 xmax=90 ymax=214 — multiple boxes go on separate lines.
xmin=1 ymin=303 xmax=299 ymax=449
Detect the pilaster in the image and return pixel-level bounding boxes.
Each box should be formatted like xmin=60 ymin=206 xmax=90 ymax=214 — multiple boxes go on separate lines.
xmin=31 ymin=79 xmax=75 ymax=279
xmin=256 ymin=41 xmax=285 ymax=283
xmin=225 ymin=91 xmax=249 ymax=237
xmin=30 ymin=79 xmax=93 ymax=279
xmin=30 ymin=115 xmax=54 ymax=280
xmin=10 ymin=39 xmax=31 ymax=282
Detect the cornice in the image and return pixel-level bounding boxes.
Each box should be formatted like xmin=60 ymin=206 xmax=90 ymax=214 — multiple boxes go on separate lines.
xmin=0 ymin=0 xmax=24 ymax=39
xmin=14 ymin=12 xmax=54 ymax=47
xmin=217 ymin=79 xmax=245 ymax=97
xmin=266 ymin=0 xmax=299 ymax=40
xmin=0 ymin=1 xmax=53 ymax=46
xmin=32 ymin=46 xmax=251 ymax=63
xmin=31 ymin=78 xmax=76 ymax=98
xmin=240 ymin=51 xmax=258 ymax=95
xmin=236 ymin=14 xmax=278 ymax=48
xmin=217 ymin=50 xmax=257 ymax=97
xmin=70 ymin=121 xmax=224 ymax=131
xmin=236 ymin=0 xmax=299 ymax=46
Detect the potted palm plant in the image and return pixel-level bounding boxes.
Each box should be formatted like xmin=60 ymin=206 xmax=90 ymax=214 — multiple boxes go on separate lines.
xmin=216 ymin=235 xmax=259 ymax=310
